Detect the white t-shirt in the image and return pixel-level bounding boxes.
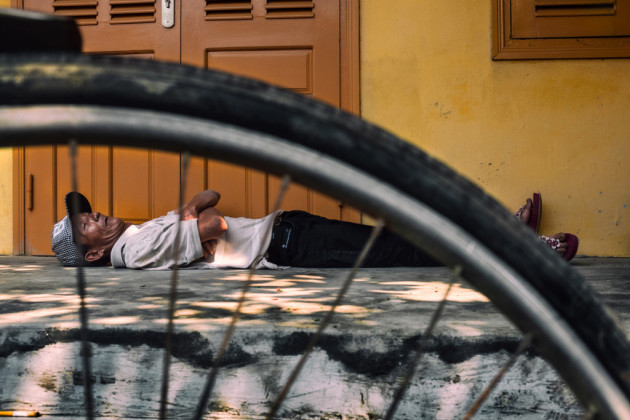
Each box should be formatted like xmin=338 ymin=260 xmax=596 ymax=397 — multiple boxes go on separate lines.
xmin=110 ymin=211 xmax=281 ymax=270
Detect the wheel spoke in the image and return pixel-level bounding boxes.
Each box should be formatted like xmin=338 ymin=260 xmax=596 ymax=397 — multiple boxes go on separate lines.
xmin=158 ymin=152 xmax=191 ymax=419
xmin=68 ymin=140 xmax=95 ymax=420
xmin=384 ymin=265 xmax=460 ymax=420
xmin=462 ymin=333 xmax=533 ymax=420
xmin=265 ymin=218 xmax=386 ymax=419
xmin=193 ymin=175 xmax=292 ymax=420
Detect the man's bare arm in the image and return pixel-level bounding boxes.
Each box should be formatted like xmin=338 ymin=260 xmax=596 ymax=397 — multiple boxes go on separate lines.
xmin=196 ymin=206 xmax=228 ymax=243
xmin=181 ymin=189 xmax=221 ymax=221
xmin=178 ymin=190 xmax=226 ymax=259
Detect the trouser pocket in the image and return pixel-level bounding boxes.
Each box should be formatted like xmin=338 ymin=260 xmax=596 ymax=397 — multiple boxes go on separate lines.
xmin=268 ymin=211 xmax=303 ymax=265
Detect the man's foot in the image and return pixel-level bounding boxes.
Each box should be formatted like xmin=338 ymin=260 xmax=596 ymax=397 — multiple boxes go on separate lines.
xmin=514 ymin=193 xmax=541 ymax=232
xmin=541 ymin=233 xmax=579 ymax=261
xmin=515 ymin=198 xmax=533 ymax=224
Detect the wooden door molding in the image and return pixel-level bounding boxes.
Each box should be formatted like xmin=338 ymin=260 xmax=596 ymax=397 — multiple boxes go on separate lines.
xmin=340 ymin=0 xmax=360 ymax=115
xmin=13 ymin=147 xmax=24 ymax=255
xmin=338 ymin=0 xmax=361 ymax=223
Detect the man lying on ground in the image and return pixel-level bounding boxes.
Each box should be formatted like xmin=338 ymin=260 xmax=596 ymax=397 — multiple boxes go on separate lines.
xmin=51 ymin=189 xmax=578 ymax=270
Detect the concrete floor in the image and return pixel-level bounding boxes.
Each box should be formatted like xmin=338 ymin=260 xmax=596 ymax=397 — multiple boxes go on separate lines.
xmin=0 ymin=256 xmax=628 ymax=419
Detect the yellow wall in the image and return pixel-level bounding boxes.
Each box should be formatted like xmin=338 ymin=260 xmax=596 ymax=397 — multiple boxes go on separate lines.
xmin=360 ymin=1 xmax=630 ymax=257
xmin=0 ymin=3 xmax=12 ymax=254
xmin=0 ymin=149 xmax=12 ymax=255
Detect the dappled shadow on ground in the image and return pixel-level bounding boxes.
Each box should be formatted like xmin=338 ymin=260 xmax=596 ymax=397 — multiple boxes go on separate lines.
xmin=0 ymin=258 xmax=501 ymax=337
xmin=0 ymin=257 xmax=587 ymax=418
xmin=0 ymin=257 xmax=520 ymax=373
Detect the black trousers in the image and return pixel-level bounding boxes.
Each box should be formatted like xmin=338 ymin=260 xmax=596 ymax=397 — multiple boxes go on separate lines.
xmin=266 ymin=211 xmax=439 ymax=268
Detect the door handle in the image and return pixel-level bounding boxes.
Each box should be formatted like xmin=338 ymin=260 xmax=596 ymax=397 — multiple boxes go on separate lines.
xmin=26 ymin=173 xmax=33 ymax=211
xmin=162 ymin=0 xmax=174 ymax=28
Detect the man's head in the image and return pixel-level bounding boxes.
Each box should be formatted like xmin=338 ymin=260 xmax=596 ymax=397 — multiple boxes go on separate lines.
xmin=52 ymin=192 xmax=128 ymax=266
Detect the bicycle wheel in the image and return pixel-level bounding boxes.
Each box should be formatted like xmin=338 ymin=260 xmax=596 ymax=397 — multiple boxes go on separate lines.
xmin=1 ymin=53 xmax=629 ymax=419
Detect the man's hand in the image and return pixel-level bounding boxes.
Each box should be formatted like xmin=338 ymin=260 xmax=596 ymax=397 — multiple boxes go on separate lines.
xmin=197 ymin=206 xmax=228 ymax=243
xmin=201 ymin=239 xmax=218 ymax=260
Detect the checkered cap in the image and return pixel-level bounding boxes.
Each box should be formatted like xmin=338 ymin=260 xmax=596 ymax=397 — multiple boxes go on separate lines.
xmin=51 ymin=192 xmax=92 ymax=267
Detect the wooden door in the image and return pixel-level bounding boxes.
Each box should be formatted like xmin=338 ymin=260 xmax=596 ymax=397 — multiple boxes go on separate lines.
xmin=181 ymin=0 xmax=350 ymax=221
xmin=18 ymin=0 xmax=183 ymax=255
xmin=16 ymin=0 xmax=359 ymax=255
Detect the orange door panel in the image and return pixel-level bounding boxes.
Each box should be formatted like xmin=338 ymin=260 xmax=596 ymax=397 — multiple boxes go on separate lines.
xmin=23 ymin=147 xmax=56 ymax=255
xmin=56 ymin=145 xmax=108 ymax=221
xmin=181 ymin=0 xmax=353 ymax=221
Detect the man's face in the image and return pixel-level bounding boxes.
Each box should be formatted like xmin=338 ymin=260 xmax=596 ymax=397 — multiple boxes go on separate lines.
xmin=72 ymin=212 xmax=127 ymax=252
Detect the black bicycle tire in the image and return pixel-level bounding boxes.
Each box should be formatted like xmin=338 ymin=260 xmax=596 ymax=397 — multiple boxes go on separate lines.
xmin=1 ymin=53 xmax=629 ymax=414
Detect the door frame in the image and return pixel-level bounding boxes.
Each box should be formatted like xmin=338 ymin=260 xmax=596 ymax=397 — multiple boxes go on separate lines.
xmin=11 ymin=0 xmax=361 ymax=254
xmin=13 ymin=148 xmax=24 ymax=254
